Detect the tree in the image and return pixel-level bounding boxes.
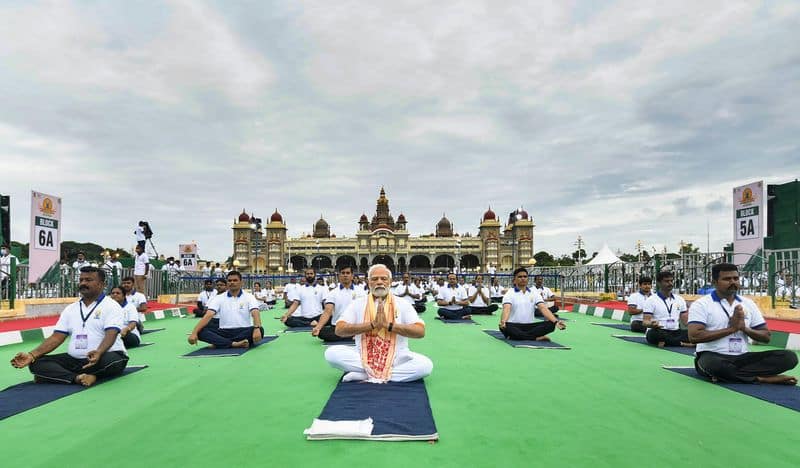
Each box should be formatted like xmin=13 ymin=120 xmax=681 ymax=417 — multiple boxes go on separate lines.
xmin=571 ymin=249 xmax=587 ymax=263
xmin=556 ymin=255 xmax=575 ymax=266
xmin=534 ymin=250 xmax=556 ymax=266
xmin=680 ymin=243 xmax=701 ymax=254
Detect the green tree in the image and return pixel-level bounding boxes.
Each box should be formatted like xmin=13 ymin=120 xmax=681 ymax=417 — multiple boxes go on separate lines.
xmin=534 ymin=250 xmax=556 ymax=266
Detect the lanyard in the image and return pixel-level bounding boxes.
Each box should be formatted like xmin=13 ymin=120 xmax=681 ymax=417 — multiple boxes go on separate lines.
xmin=658 ymin=293 xmax=674 ymax=318
xmin=79 ymin=294 xmax=105 ymax=328
xmin=718 ymin=300 xmax=738 ymax=319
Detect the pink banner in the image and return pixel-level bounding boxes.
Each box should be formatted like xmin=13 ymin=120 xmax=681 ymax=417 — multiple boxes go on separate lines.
xmin=29 ymin=191 xmax=62 ymax=283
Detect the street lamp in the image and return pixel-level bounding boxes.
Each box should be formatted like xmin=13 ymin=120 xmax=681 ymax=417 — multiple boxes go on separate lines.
xmin=314 ymin=240 xmax=321 ymax=271
xmin=511 ymin=208 xmax=522 ymax=269
xmin=455 ymin=239 xmax=461 ymax=274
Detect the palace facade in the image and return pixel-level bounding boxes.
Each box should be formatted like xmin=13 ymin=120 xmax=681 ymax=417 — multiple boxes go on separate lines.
xmin=231 ymin=188 xmax=534 ymax=274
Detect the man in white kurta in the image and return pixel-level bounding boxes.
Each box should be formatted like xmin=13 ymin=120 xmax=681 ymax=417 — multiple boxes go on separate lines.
xmin=325 ymin=264 xmax=432 ymax=383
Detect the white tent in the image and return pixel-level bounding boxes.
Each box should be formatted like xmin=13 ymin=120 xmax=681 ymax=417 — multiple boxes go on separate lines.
xmin=586 ymin=244 xmax=624 ymax=265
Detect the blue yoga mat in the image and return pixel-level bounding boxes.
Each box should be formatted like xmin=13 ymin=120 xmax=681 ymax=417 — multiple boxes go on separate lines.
xmin=311 ymin=378 xmax=438 ymax=440
xmin=592 ymin=322 xmax=637 ymax=332
xmin=141 ymin=328 xmax=165 ymax=334
xmin=435 ymin=317 xmax=477 ymax=324
xmin=483 ymin=329 xmax=570 ymax=349
xmin=283 ymin=326 xmax=314 ymax=333
xmin=0 ymin=365 xmax=148 ymax=421
xmin=181 ymin=336 xmax=278 ymax=358
xmin=133 ymin=342 xmax=154 ymax=348
xmin=664 ymin=366 xmax=800 ymax=412
xmin=613 ymin=335 xmax=695 ymax=356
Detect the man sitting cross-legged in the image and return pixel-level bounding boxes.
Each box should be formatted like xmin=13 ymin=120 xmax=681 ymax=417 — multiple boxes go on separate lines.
xmin=325 ymin=264 xmax=432 ymax=383
xmin=466 ymin=274 xmax=498 ymax=315
xmin=499 ymin=267 xmax=566 ymax=341
xmin=689 ymin=263 xmax=798 ymax=385
xmin=188 ymin=271 xmax=263 ymax=349
xmin=642 ymin=271 xmax=693 ymax=348
xmin=436 ymin=273 xmax=471 ymax=320
xmin=313 ymin=265 xmax=366 ymax=342
xmin=10 ymin=267 xmax=128 ymax=387
xmin=280 ymin=268 xmax=325 ymax=328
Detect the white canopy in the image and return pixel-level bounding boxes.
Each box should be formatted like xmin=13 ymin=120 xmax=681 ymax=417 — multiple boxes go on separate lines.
xmin=586 ymin=244 xmax=624 ymax=266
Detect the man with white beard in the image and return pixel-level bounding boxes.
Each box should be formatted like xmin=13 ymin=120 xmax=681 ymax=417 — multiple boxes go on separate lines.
xmin=324 ymin=264 xmax=433 ymax=383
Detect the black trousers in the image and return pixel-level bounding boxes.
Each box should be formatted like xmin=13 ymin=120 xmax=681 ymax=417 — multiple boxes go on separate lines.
xmin=193 ymin=307 xmax=206 ymax=318
xmin=645 ymin=328 xmax=689 ymax=347
xmin=122 ymin=333 xmax=141 ymax=349
xmin=29 ymin=351 xmax=128 ymax=384
xmin=198 ymin=326 xmax=264 ymax=348
xmin=695 ymin=350 xmax=798 ymax=383
xmin=437 ymin=307 xmax=470 ymax=320
xmin=317 ymin=325 xmax=353 ymax=342
xmin=501 ymin=321 xmax=556 ymax=340
xmin=490 ymin=297 xmax=503 ymax=303
xmin=630 ymin=321 xmax=647 ymax=333
xmin=413 ymin=301 xmax=427 ymax=314
xmin=285 ymin=315 xmax=321 ymax=328
xmin=534 ymin=305 xmax=559 ymax=317
xmin=469 ymin=304 xmax=499 ymax=315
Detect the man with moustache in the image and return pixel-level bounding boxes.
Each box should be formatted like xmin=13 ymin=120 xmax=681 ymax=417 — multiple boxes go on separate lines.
xmin=392 ymin=272 xmax=426 ymax=314
xmin=436 ymin=273 xmax=472 ymax=320
xmin=642 ymin=271 xmax=692 ymax=348
xmin=500 ymin=267 xmax=566 ymax=341
xmin=281 ymin=268 xmax=325 ymax=328
xmin=10 ymin=267 xmax=128 ymax=386
xmin=324 ymin=264 xmax=432 ymax=383
xmin=688 ymin=263 xmax=798 ymax=384
xmin=466 ymin=274 xmax=498 ymax=315
xmin=313 ymin=266 xmax=366 ymax=342
xmin=188 ymin=271 xmax=263 ymax=349
xmin=627 ymin=276 xmax=653 ymax=333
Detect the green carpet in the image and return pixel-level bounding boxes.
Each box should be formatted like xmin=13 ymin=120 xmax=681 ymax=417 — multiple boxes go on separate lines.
xmin=1 ymin=303 xmax=799 ymax=468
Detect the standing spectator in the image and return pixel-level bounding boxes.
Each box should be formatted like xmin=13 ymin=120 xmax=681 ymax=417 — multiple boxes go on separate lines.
xmin=133 ymin=245 xmax=149 ymax=297
xmin=1 ymin=244 xmax=18 ymax=299
xmin=134 ymin=221 xmax=146 ymax=249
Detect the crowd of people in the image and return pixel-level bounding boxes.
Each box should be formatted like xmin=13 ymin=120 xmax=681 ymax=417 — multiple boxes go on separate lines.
xmin=7 ymin=262 xmax=798 ymax=388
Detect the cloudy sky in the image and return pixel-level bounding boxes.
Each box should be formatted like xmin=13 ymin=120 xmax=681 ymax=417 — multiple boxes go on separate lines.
xmin=2 ymin=0 xmax=799 ymax=262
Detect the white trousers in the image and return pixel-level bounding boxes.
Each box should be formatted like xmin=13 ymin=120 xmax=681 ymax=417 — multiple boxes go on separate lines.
xmin=324 ymin=345 xmax=433 ymax=382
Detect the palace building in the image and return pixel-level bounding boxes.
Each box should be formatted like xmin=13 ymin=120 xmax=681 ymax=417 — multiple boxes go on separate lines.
xmin=231 ymin=188 xmax=534 ymax=274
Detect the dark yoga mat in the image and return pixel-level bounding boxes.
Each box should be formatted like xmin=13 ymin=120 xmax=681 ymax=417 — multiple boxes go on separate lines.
xmin=435 ymin=317 xmax=477 ymax=324
xmin=321 ymin=339 xmax=355 ymax=346
xmin=311 ymin=378 xmax=438 ymax=440
xmin=0 ymin=365 xmax=148 ymax=421
xmin=483 ymin=330 xmax=570 ymax=349
xmin=664 ymin=366 xmax=800 ymax=412
xmin=592 ymin=322 xmax=638 ymax=332
xmin=181 ymin=336 xmax=278 ymax=358
xmin=134 ymin=342 xmax=154 ymax=348
xmin=613 ymin=335 xmax=695 ymax=356
xmin=141 ymin=328 xmax=165 ymax=334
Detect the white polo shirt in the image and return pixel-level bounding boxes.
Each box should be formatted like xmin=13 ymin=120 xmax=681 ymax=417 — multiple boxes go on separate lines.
xmin=627 ymin=291 xmax=652 ymax=323
xmin=490 ymin=285 xmax=504 ymax=298
xmin=467 ymin=285 xmax=491 ymax=307
xmin=121 ymin=301 xmax=141 ymax=338
xmin=198 ymin=289 xmax=217 ymax=307
xmin=689 ymin=291 xmax=767 ymax=355
xmin=288 ymin=284 xmax=325 ymax=318
xmin=643 ymin=292 xmax=687 ymax=331
xmin=436 ymin=285 xmax=468 ymax=310
xmin=410 ymin=283 xmax=425 ymax=301
xmin=207 ymin=290 xmax=260 ymax=329
xmin=134 ymin=253 xmax=149 ymax=275
xmin=135 ymin=226 xmax=145 ymax=242
xmin=336 ymin=296 xmax=425 ymax=360
xmin=502 ymin=287 xmax=545 ymax=323
xmin=54 ymin=295 xmax=126 ymax=359
xmin=126 ymin=291 xmax=147 ymax=312
xmin=325 ymin=284 xmax=367 ymax=323
xmin=392 ymin=283 xmax=416 ymax=304
xmin=284 ymin=283 xmax=298 ymax=298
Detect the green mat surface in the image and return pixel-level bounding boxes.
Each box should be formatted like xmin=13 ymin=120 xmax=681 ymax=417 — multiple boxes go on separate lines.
xmin=2 ymin=303 xmax=799 ymax=468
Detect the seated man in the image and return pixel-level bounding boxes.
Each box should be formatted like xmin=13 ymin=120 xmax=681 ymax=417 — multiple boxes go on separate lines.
xmin=281 ymin=268 xmax=325 ymax=327
xmin=436 ymin=273 xmax=471 ymax=320
xmin=643 ymin=271 xmax=693 ymax=348
xmin=532 ymin=275 xmax=559 ymax=317
xmin=499 ymin=267 xmax=566 ymax=341
xmin=121 ymin=276 xmax=147 ymax=334
xmin=489 ymin=279 xmax=505 ymax=303
xmin=195 ymin=279 xmax=217 ymax=318
xmin=627 ymin=276 xmax=653 ymax=333
xmin=263 ymin=281 xmax=277 ymax=306
xmin=325 ymin=264 xmax=432 ymax=383
xmin=689 ymin=263 xmax=798 ymax=384
xmin=283 ymin=277 xmax=298 ymax=308
xmin=188 ymin=271 xmax=263 ymax=349
xmin=412 ymin=277 xmax=428 ymax=312
xmin=392 ymin=273 xmax=425 ymax=314
xmin=252 ymin=282 xmax=272 ymax=311
xmin=10 ymin=267 xmax=128 ymax=386
xmin=313 ymin=266 xmax=366 ymax=342
xmin=467 ymin=275 xmax=498 ymax=315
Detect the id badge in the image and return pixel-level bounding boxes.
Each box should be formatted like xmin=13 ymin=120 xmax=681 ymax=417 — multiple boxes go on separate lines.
xmin=728 ymin=337 xmax=743 ymax=353
xmin=666 ymin=319 xmax=676 ymax=329
xmin=75 ymin=334 xmax=89 ymax=350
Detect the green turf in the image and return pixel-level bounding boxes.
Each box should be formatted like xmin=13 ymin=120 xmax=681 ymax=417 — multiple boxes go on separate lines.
xmin=2 ymin=304 xmax=799 ymax=468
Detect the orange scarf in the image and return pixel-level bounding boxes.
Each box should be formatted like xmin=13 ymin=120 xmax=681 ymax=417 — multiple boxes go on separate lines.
xmin=360 ymin=293 xmax=398 ymax=381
